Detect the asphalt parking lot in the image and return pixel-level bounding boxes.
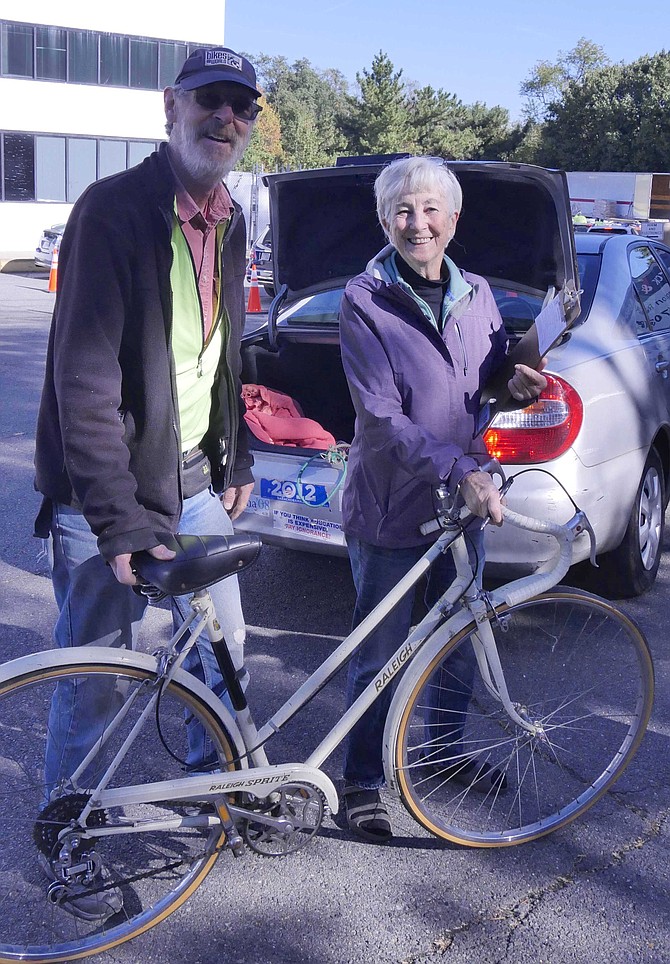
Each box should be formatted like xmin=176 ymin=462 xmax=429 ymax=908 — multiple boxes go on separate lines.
xmin=1 ymin=269 xmax=669 ymax=964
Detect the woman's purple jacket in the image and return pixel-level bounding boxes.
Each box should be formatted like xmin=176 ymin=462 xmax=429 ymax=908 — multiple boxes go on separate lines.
xmin=339 ymin=246 xmax=508 ymax=549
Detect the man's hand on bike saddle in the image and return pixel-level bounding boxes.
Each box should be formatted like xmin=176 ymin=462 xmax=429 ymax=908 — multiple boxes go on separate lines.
xmin=110 ymin=543 xmax=176 ymax=586
xmin=460 ymin=470 xmax=503 ymax=526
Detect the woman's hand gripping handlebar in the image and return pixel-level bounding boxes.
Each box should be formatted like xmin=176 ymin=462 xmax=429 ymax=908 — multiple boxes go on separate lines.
xmin=419 ymin=459 xmax=510 ymax=537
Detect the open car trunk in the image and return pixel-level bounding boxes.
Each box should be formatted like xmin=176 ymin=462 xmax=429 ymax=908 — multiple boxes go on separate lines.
xmin=237 ymin=160 xmax=579 ymax=555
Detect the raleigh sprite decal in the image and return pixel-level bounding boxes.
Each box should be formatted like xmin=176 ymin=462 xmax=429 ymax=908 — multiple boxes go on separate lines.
xmin=204 ymin=50 xmax=243 ymax=71
xmin=374 ymin=642 xmax=414 ymax=692
xmin=209 ymin=772 xmax=293 ymax=792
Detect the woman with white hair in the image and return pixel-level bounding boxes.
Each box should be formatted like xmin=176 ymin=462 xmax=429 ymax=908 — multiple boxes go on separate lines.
xmin=339 ymin=156 xmax=546 ymax=842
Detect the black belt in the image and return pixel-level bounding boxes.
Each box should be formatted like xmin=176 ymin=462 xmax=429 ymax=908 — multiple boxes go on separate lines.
xmin=182 ymin=446 xmax=206 ymax=469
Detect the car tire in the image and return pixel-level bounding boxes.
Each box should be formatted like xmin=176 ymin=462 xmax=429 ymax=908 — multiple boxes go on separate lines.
xmin=585 ymin=448 xmax=665 ymax=599
xmin=263 ymin=285 xmax=275 ymax=298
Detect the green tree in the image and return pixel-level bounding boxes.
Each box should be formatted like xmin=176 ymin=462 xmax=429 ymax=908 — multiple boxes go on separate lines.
xmin=342 ymin=51 xmax=412 ymax=155
xmin=538 ymin=51 xmax=670 ymax=170
xmin=239 ymin=96 xmax=284 ymax=171
xmin=520 ymin=37 xmax=610 ymax=122
xmin=242 ymin=53 xmax=348 ymax=168
xmin=461 ymin=102 xmax=515 ymax=159
xmin=406 ymin=85 xmax=478 ymax=158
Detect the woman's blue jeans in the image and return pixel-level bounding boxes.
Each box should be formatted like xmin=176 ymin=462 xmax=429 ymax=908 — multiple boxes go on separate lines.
xmin=343 ymin=528 xmax=484 ymax=790
xmin=44 ymin=488 xmax=247 ymax=795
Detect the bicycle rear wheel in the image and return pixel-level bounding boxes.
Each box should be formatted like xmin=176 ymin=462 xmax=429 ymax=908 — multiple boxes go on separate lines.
xmin=0 ymin=656 xmax=239 ymax=962
xmin=393 ymin=589 xmax=654 ymax=847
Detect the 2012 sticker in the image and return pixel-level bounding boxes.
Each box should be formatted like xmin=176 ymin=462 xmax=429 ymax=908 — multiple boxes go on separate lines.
xmin=260 ymin=478 xmax=330 ymax=507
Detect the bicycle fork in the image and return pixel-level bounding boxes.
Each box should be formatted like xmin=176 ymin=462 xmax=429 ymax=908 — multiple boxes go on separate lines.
xmin=467 ymin=596 xmax=546 ymax=738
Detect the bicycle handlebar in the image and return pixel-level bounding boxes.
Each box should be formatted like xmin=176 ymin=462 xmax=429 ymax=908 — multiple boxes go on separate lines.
xmin=495 ymin=505 xmax=594 ymax=607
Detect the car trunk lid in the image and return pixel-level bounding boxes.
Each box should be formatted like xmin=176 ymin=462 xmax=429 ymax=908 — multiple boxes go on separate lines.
xmin=264 ymin=160 xmax=580 ymax=340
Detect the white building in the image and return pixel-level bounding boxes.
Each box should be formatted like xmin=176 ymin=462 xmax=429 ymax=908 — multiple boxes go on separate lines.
xmin=0 ymin=2 xmax=230 ymax=263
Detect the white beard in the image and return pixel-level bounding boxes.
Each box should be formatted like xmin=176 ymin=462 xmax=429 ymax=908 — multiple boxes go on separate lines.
xmin=169 ymin=119 xmax=250 ymax=184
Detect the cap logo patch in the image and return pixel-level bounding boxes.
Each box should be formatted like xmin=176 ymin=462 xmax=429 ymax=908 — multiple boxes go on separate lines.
xmin=204 ymin=50 xmax=242 ymax=71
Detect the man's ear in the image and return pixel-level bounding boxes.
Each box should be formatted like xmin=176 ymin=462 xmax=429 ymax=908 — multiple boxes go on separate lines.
xmin=164 ymin=87 xmax=176 ymax=126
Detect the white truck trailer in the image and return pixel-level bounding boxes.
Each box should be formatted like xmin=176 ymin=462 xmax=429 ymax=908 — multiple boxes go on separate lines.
xmin=567 ymin=171 xmax=670 ymax=239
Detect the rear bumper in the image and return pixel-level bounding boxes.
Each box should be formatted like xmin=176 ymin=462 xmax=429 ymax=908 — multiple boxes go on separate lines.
xmin=236 ymin=444 xmax=642 ymax=570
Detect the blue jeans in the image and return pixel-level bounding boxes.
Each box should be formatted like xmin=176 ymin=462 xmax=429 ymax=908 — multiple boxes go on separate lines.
xmin=44 ymin=488 xmax=247 ymax=793
xmin=343 ymin=528 xmax=484 ymax=789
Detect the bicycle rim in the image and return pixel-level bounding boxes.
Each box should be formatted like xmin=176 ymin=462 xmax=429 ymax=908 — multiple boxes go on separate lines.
xmin=394 ymin=590 xmax=654 ymax=847
xmin=0 ymin=660 xmax=239 ymax=962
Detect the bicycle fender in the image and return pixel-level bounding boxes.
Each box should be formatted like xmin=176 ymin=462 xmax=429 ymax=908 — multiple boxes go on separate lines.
xmin=0 ymin=647 xmax=248 ymax=765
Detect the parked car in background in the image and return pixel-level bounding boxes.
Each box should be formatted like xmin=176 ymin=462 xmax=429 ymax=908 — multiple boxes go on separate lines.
xmin=587 ymin=219 xmax=641 ymax=235
xmin=246 ymin=224 xmax=274 ymax=296
xmin=34 ymin=222 xmax=65 ymax=268
xmin=236 ymin=162 xmax=670 ymax=598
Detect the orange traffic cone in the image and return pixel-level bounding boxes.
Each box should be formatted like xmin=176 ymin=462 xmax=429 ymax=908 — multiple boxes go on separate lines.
xmin=246 ymin=262 xmax=262 ymax=313
xmin=47 ymin=242 xmax=60 ymax=293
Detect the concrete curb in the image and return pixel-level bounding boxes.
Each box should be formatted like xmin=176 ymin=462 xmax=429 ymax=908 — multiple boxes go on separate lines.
xmin=0 ymin=258 xmax=44 ymax=274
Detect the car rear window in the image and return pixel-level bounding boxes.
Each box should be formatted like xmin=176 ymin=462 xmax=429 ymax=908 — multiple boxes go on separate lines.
xmin=575 ymin=253 xmax=599 ymax=322
xmin=278 ymin=289 xmax=342 ymax=327
xmin=491 ymin=253 xmax=598 ymax=339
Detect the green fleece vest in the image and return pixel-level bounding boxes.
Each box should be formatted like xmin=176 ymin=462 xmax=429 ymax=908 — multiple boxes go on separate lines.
xmin=170 ymin=219 xmax=227 ymax=452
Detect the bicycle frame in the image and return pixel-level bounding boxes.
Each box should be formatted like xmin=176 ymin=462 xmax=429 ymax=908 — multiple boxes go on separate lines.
xmin=66 ymin=505 xmax=591 ymax=834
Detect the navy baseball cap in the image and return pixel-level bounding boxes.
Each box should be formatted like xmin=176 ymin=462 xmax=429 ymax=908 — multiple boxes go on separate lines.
xmin=175 ymin=47 xmax=261 ymax=96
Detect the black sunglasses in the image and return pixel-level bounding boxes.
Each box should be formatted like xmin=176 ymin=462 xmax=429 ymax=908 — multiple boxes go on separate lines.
xmin=193 ymin=87 xmax=262 ymax=122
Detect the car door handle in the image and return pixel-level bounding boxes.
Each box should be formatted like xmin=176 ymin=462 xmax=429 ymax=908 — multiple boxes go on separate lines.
xmin=656 ymin=358 xmax=669 ymax=377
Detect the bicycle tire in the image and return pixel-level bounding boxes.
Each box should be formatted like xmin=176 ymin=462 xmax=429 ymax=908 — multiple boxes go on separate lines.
xmin=0 ymin=655 xmax=240 ymax=962
xmin=392 ymin=588 xmax=654 ymax=847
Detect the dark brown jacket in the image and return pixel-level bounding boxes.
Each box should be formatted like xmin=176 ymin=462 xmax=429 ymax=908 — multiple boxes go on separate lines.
xmin=34 ymin=143 xmax=253 ymax=560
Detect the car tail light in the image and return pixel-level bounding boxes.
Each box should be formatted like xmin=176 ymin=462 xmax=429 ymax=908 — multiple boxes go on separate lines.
xmin=483 ymin=374 xmax=583 ymax=464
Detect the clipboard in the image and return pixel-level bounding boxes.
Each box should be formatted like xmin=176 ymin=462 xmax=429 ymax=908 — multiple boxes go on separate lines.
xmin=475 ymin=287 xmax=580 ymax=437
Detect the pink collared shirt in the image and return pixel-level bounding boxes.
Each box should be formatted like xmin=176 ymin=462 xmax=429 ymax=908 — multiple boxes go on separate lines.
xmin=170 ymin=165 xmax=233 ymax=340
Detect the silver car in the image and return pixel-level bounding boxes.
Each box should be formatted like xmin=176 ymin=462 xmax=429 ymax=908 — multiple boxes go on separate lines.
xmin=34 ymin=222 xmax=65 ymax=268
xmin=237 ymin=162 xmax=670 ymax=598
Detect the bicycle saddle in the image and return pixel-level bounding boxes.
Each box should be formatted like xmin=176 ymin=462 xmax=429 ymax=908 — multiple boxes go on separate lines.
xmin=131 ymin=533 xmax=261 ymax=596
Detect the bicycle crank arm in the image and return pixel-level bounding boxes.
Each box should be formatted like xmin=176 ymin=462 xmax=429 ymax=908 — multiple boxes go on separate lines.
xmin=95 ymin=763 xmax=339 ymax=815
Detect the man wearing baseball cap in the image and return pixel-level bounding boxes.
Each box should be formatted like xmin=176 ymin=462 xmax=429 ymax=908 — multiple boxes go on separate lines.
xmin=34 ymin=48 xmax=262 ymax=921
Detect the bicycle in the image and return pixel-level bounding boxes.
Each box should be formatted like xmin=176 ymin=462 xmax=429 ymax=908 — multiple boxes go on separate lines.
xmin=0 ymin=479 xmax=654 ymax=962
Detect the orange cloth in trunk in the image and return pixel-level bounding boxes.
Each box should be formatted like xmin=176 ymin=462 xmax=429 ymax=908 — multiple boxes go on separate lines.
xmin=242 ymin=384 xmax=336 ymax=449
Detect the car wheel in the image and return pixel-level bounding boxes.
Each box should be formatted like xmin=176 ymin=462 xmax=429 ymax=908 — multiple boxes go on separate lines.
xmin=263 ymin=285 xmax=275 ymax=298
xmin=587 ymin=449 xmax=665 ymax=598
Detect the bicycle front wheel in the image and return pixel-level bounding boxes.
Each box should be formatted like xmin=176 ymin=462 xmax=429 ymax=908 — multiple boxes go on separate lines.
xmin=393 ymin=589 xmax=654 ymax=847
xmin=0 ymin=655 xmax=240 ymax=962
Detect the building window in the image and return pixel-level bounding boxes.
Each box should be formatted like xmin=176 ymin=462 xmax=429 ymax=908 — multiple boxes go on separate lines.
xmin=1 ymin=131 xmax=162 ymax=201
xmin=128 ymin=141 xmax=156 ymax=167
xmin=100 ymin=34 xmax=129 ymax=86
xmin=159 ymin=41 xmax=187 ymax=88
xmin=35 ymin=25 xmax=67 ymax=81
xmin=1 ymin=21 xmax=190 ymax=90
xmin=99 ymin=139 xmax=127 ymax=179
xmin=1 ymin=22 xmax=33 ymax=78
xmin=3 ymin=132 xmax=34 ymax=199
xmin=69 ymin=30 xmax=98 ymax=84
xmin=67 ymin=138 xmax=97 ymax=201
xmin=130 ymin=38 xmax=158 ymax=89
xmin=36 ymin=135 xmax=66 ymax=201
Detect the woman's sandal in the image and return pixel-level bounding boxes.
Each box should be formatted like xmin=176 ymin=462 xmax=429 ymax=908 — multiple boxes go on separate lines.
xmin=342 ymin=786 xmax=393 ymax=842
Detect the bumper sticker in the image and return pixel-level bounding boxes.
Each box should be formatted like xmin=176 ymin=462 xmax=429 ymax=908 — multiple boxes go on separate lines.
xmin=273 ymin=509 xmax=345 ymax=544
xmin=260 ymin=477 xmax=330 ymax=507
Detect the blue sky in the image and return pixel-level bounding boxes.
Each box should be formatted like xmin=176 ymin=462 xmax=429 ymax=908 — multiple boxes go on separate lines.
xmin=225 ymin=0 xmax=670 ymax=121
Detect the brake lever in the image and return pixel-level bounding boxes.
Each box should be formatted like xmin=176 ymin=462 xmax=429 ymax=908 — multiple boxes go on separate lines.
xmin=478 ymin=476 xmax=515 ymax=531
xmin=566 ymin=510 xmax=598 ymax=567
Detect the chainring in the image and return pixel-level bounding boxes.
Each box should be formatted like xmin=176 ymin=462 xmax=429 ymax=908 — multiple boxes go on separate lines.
xmin=242 ymin=782 xmax=325 ymax=855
